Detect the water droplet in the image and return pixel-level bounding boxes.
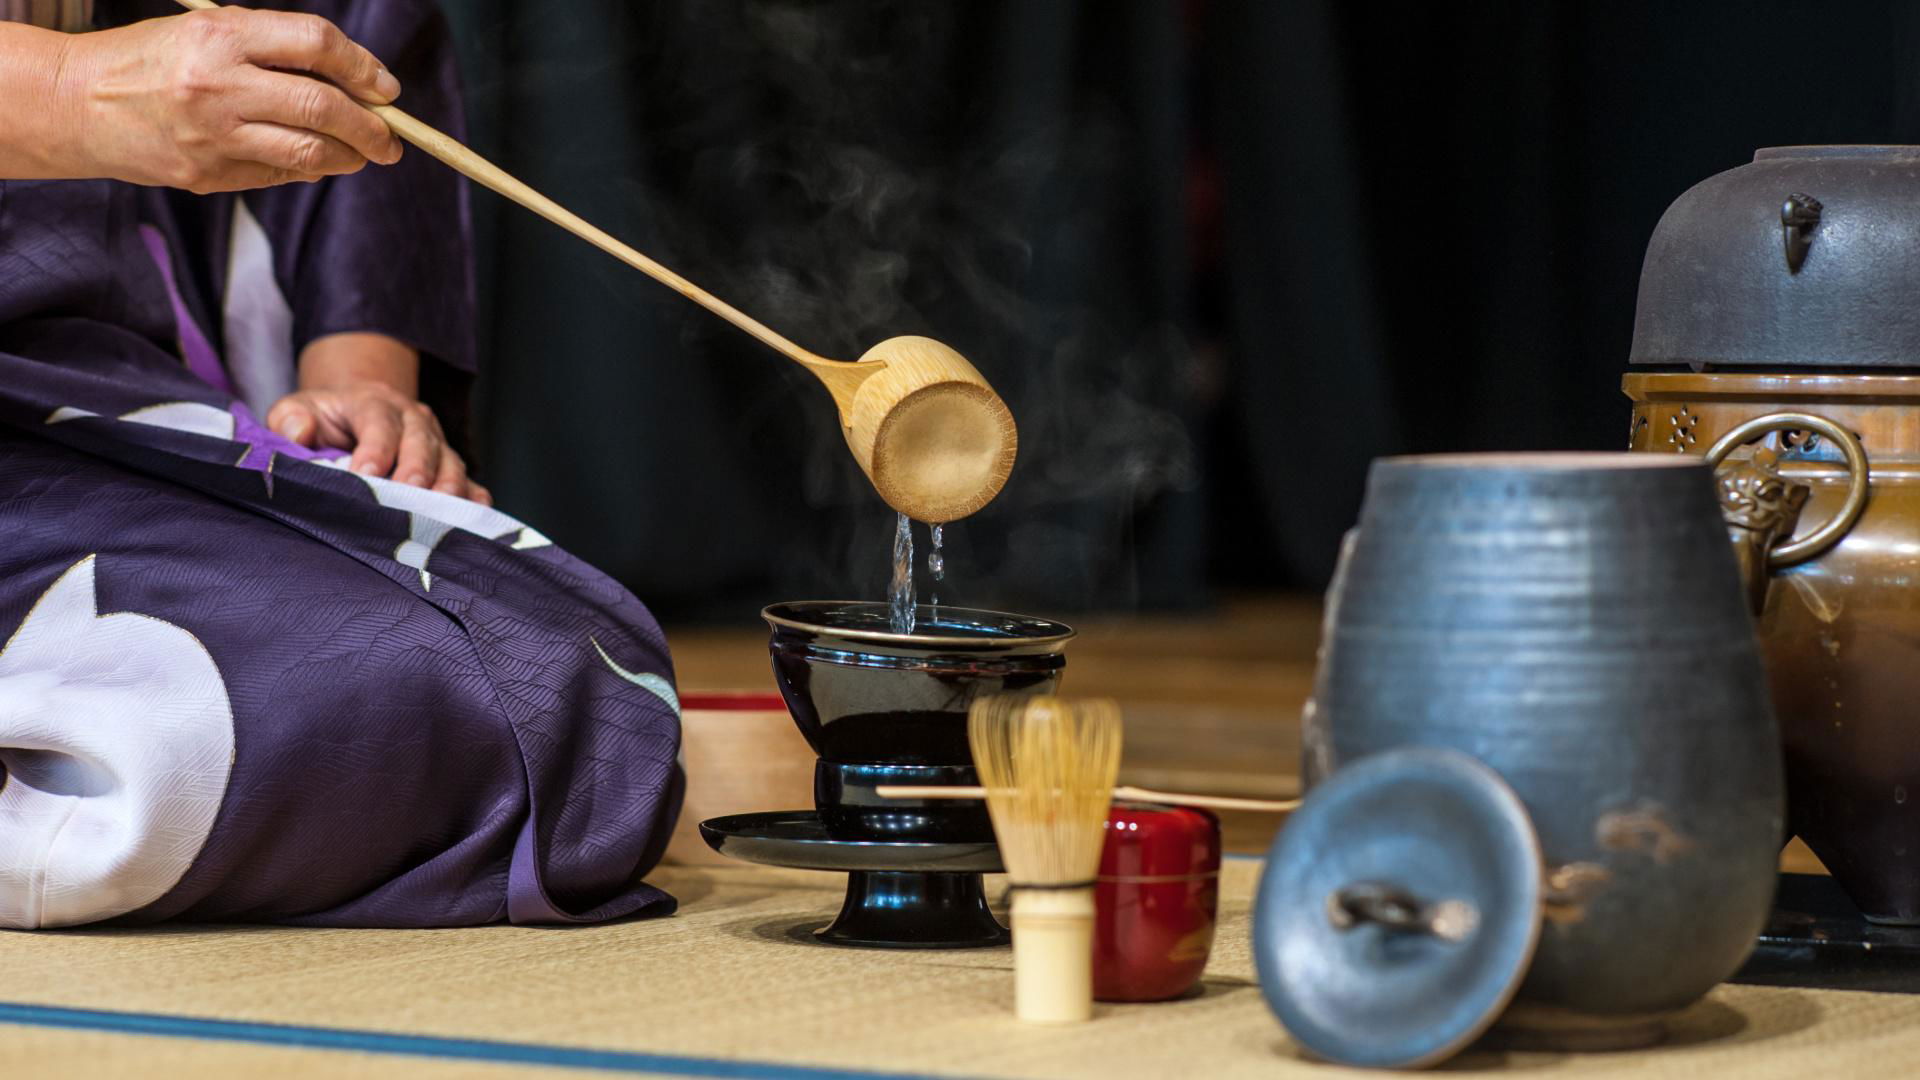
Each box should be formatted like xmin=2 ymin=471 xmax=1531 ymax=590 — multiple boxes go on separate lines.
xmin=1898 ymin=786 xmax=1908 ymax=805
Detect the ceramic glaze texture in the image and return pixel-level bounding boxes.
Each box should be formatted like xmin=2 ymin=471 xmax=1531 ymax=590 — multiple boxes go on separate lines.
xmin=1303 ymin=456 xmax=1783 ymax=1022
xmin=1627 ymin=373 xmax=1920 ymax=923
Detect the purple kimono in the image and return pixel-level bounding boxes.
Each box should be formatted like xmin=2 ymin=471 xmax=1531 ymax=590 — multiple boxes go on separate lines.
xmin=0 ymin=1 xmax=682 ymax=928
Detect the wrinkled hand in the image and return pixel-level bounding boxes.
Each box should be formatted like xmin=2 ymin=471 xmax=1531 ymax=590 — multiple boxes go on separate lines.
xmin=57 ymin=7 xmax=403 ymax=193
xmin=268 ymin=382 xmax=490 ymax=506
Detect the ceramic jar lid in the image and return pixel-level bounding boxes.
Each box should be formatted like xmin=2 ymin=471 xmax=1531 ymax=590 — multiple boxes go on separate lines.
xmin=1253 ymin=747 xmax=1543 ymax=1069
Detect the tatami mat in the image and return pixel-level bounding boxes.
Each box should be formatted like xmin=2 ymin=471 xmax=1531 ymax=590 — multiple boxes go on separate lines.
xmin=3 ymin=860 xmax=1919 ymax=1078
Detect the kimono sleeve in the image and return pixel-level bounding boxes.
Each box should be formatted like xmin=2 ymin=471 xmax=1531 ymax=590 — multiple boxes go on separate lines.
xmin=241 ymin=0 xmax=479 ymax=379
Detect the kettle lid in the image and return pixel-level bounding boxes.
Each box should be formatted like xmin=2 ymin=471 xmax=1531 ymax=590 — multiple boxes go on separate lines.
xmin=1631 ymin=145 xmax=1920 ymax=369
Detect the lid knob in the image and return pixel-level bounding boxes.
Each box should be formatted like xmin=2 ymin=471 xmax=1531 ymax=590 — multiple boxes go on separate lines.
xmin=1781 ymin=192 xmax=1822 ymax=273
xmin=1327 ymin=881 xmax=1480 ymax=941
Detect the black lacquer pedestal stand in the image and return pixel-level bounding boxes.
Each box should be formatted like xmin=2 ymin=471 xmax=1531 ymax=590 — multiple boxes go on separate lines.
xmin=699 ymin=810 xmax=1009 ymax=949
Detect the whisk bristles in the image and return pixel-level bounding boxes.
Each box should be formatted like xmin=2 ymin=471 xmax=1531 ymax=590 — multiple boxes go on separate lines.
xmin=970 ymin=695 xmax=1123 ymax=885
xmin=968 ymin=694 xmax=1123 ymax=1023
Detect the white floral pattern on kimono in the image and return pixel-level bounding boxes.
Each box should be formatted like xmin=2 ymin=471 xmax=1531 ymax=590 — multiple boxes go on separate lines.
xmin=0 ymin=556 xmax=235 ymax=928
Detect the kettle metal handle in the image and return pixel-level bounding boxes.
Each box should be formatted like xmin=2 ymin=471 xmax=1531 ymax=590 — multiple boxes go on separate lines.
xmin=1703 ymin=412 xmax=1869 ymax=612
xmin=1703 ymin=413 xmax=1868 ymax=568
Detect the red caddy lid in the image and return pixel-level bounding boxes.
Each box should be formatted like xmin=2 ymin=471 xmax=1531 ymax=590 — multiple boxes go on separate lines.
xmin=1099 ymin=801 xmax=1222 ymax=879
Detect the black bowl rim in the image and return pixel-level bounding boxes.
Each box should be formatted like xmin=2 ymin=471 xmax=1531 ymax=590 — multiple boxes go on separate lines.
xmin=762 ymin=601 xmax=1076 ymax=649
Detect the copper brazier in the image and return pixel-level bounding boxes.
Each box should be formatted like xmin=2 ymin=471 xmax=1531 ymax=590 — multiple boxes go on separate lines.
xmin=1626 ymin=146 xmax=1920 ymax=923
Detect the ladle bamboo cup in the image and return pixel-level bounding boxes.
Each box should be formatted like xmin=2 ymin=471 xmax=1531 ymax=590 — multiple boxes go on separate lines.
xmin=175 ymin=0 xmax=1016 ymax=523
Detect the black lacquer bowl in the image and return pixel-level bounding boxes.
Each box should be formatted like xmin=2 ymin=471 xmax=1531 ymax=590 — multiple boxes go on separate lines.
xmin=764 ymin=602 xmax=1074 ymax=768
xmin=697 ymin=602 xmax=1073 ymax=949
xmin=766 ymin=601 xmax=1071 ymax=845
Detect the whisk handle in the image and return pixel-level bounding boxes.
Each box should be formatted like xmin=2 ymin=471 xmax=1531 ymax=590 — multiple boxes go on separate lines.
xmin=1011 ymin=887 xmax=1095 ymax=1024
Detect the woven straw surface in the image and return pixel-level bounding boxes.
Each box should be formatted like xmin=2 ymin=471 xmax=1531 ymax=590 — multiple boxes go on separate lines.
xmin=1 ymin=860 xmax=1915 ymax=1078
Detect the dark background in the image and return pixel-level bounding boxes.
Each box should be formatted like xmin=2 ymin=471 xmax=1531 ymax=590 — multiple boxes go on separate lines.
xmin=436 ymin=0 xmax=1920 ymax=622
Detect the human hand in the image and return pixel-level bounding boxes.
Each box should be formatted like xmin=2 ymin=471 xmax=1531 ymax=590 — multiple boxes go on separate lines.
xmin=267 ymin=333 xmax=490 ymax=505
xmin=55 ymin=7 xmax=403 ymax=192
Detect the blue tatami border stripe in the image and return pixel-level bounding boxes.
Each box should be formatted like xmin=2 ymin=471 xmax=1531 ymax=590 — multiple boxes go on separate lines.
xmin=0 ymin=1002 xmax=964 ymax=1080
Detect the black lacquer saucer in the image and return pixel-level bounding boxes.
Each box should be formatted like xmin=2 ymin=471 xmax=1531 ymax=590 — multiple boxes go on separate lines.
xmin=699 ymin=810 xmax=1009 ymax=949
xmin=1734 ymin=873 xmax=1920 ymax=993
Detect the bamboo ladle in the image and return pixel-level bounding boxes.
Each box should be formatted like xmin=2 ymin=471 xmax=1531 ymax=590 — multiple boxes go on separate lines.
xmin=876 ymin=784 xmax=1301 ymax=813
xmin=176 ymin=0 xmax=1016 ymax=523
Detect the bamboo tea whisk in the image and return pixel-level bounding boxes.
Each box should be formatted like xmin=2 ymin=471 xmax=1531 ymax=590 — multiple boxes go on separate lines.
xmin=969 ymin=695 xmax=1123 ymax=1024
xmin=172 ymin=0 xmax=1016 ymax=524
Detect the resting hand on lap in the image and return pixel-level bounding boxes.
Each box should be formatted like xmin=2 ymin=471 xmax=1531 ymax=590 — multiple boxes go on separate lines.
xmin=268 ymin=332 xmax=490 ymax=505
xmin=1 ymin=7 xmax=402 ymax=190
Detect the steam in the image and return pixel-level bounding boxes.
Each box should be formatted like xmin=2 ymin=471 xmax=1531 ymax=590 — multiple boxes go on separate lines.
xmin=615 ymin=1 xmax=1199 ymax=610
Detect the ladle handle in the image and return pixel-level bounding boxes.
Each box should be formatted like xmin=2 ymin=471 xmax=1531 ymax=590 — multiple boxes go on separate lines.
xmin=875 ymin=784 xmax=1301 ymax=814
xmin=171 ymin=0 xmax=832 ymax=370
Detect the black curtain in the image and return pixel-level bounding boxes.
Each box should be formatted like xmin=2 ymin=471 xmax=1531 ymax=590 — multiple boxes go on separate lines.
xmin=439 ymin=0 xmax=1920 ymax=620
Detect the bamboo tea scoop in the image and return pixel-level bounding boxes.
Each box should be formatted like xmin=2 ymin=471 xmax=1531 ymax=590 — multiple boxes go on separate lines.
xmin=175 ymin=0 xmax=1016 ymax=522
xmin=876 ymin=784 xmax=1301 ymax=813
